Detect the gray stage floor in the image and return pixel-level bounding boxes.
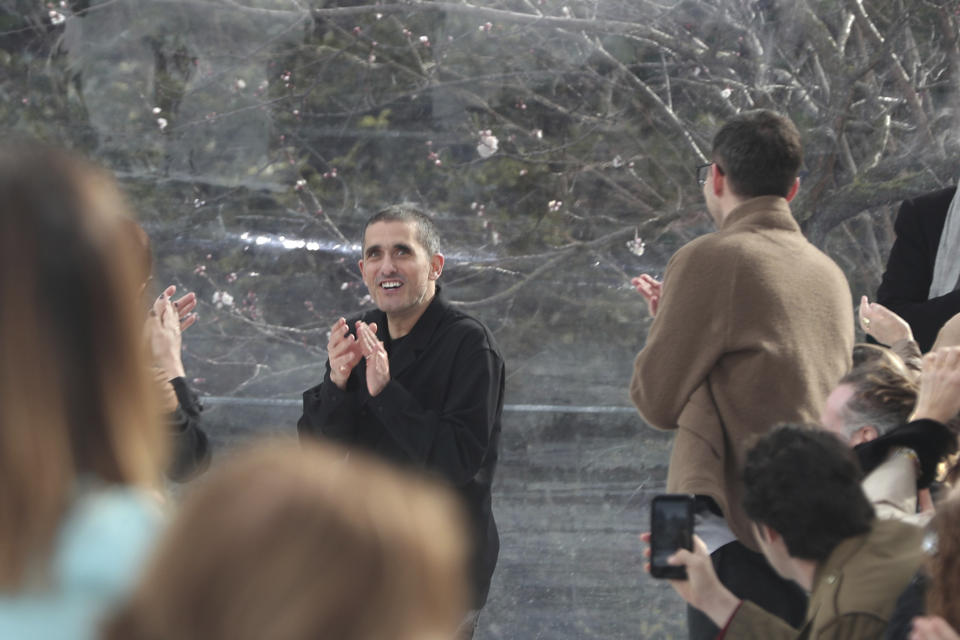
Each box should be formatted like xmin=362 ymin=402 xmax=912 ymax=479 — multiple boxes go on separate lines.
xmin=198 ymin=400 xmax=687 ymax=640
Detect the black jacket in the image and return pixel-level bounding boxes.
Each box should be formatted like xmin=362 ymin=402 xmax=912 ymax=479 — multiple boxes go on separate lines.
xmin=167 ymin=376 xmax=211 ymax=482
xmin=877 ymin=186 xmax=960 ymax=352
xmin=298 ymin=291 xmax=504 ymax=608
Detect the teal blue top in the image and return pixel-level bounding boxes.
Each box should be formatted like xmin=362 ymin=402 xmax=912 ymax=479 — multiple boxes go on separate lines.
xmin=0 ymin=486 xmax=163 ymax=640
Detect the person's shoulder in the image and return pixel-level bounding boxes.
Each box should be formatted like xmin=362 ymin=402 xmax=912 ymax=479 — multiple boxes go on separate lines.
xmin=0 ymin=488 xmax=163 ymax=639
xmin=831 ymin=520 xmax=924 ymax=616
xmin=436 ymin=299 xmax=501 ymax=352
xmin=868 ymin=517 xmax=925 ymax=548
xmin=64 ymin=486 xmax=164 ymax=539
xmin=668 ymin=230 xmax=730 ymax=263
xmin=56 ymin=487 xmax=164 ymax=591
xmin=897 ymin=186 xmax=956 ymax=224
xmin=902 ymin=186 xmax=956 ymax=210
xmin=668 ymin=228 xmax=763 ymax=278
xmin=842 ymin=519 xmax=924 ymax=573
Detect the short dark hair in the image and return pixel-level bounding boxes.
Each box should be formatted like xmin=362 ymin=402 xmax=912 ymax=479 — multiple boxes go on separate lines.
xmin=361 ymin=204 xmax=441 ymax=256
xmin=742 ymin=425 xmax=874 ymax=562
xmin=711 ymin=110 xmax=802 ymax=198
xmin=837 ymin=360 xmax=917 ymax=438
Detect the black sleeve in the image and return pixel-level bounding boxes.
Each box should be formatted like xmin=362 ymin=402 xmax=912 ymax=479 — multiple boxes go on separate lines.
xmin=877 ymin=190 xmax=960 ymax=351
xmin=166 ymin=376 xmax=211 ymax=482
xmin=297 ymin=362 xmax=363 ymax=444
xmin=883 ymin=571 xmax=928 ymax=640
xmin=365 ymin=342 xmax=503 ymax=486
xmin=855 ymin=419 xmax=957 ymax=489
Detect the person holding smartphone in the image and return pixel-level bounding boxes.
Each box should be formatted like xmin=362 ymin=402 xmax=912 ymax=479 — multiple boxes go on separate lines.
xmin=644 ymin=425 xmax=925 ymax=640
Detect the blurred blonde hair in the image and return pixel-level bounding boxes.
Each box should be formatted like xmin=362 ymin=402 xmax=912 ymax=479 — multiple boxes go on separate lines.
xmin=104 ymin=440 xmax=469 ymax=640
xmin=0 ymin=145 xmax=165 ymax=590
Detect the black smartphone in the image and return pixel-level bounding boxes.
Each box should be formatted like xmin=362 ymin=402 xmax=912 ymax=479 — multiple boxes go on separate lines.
xmin=649 ymin=494 xmax=695 ymax=580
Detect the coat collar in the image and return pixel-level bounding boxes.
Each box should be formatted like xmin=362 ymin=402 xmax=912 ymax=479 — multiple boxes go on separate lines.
xmin=377 ymin=284 xmax=451 ymax=378
xmin=720 ymin=195 xmax=800 ymax=234
xmin=810 ymin=526 xmax=869 ymax=595
xmin=804 ymin=519 xmax=920 ymax=623
xmin=803 ymin=525 xmax=871 ymax=624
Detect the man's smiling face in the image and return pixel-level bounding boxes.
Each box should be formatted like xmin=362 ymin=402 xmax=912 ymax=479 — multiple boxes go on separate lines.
xmin=359 ymin=220 xmax=442 ymax=320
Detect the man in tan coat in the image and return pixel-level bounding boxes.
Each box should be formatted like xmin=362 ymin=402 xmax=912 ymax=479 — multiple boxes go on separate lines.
xmin=631 ymin=110 xmax=854 ymax=638
xmin=647 ymin=426 xmax=924 ymax=640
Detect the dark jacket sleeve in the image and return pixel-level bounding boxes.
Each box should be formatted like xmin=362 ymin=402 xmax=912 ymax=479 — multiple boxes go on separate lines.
xmin=366 ymin=337 xmax=504 ymax=487
xmin=297 ymin=363 xmax=363 ymax=444
xmin=883 ymin=571 xmax=928 ymax=640
xmin=855 ymin=419 xmax=957 ymax=489
xmin=166 ymin=376 xmax=211 ymax=482
xmin=877 ymin=188 xmax=960 ymax=352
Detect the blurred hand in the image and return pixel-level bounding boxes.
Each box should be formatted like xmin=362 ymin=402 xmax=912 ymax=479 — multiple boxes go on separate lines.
xmin=640 ymin=532 xmax=740 ymax=628
xmin=328 ymin=317 xmax=363 ymax=390
xmin=918 ymin=488 xmax=935 ymax=515
xmin=911 ymin=616 xmax=960 ymax=640
xmin=632 ymin=274 xmax=662 ymax=317
xmin=859 ymin=295 xmax=913 ymax=346
xmin=161 ymin=284 xmax=198 ymax=332
xmin=912 ymin=346 xmax=960 ymax=423
xmin=146 ymin=292 xmax=185 ymax=380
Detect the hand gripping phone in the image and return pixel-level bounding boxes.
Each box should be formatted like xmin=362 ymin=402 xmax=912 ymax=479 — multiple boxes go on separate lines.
xmin=649 ymin=494 xmax=695 ymax=580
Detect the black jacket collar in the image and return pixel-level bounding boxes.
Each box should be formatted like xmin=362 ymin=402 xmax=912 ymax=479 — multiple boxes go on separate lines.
xmin=375 ymin=285 xmax=453 ymax=378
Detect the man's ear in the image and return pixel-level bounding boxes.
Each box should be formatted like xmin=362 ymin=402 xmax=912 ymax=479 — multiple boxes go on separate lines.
xmin=357 ymin=259 xmax=364 ymax=275
xmin=850 ymin=425 xmax=879 ymax=446
xmin=429 ymin=253 xmax=445 ymax=281
xmin=757 ymin=523 xmax=781 ymax=545
xmin=712 ymin=164 xmax=725 ymax=197
xmin=785 ymin=177 xmax=800 ymax=202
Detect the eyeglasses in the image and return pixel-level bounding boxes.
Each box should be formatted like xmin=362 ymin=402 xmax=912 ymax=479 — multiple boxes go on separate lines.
xmin=696 ymin=162 xmax=712 ymax=187
xmin=696 ymin=162 xmax=723 ymax=187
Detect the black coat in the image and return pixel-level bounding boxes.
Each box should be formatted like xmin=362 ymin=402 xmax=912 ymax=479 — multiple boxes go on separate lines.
xmin=167 ymin=376 xmax=211 ymax=482
xmin=298 ymin=291 xmax=504 ymax=608
xmin=877 ymin=186 xmax=960 ymax=352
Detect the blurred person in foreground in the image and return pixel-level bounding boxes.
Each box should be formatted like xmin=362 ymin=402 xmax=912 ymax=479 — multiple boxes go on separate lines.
xmin=886 ymin=489 xmax=960 ymax=640
xmin=631 ymin=110 xmax=854 ymax=638
xmin=298 ymin=204 xmax=504 ymax=635
xmin=0 ymin=145 xmax=168 ymax=639
xmin=121 ymin=218 xmax=210 ymax=482
xmin=645 ymin=425 xmax=925 ymax=640
xmin=820 ymin=354 xmax=957 ymax=524
xmin=104 ymin=440 xmax=469 ymax=640
xmin=905 ymin=489 xmax=960 ymax=640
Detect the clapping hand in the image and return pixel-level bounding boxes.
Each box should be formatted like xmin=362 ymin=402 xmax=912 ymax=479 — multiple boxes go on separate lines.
xmin=632 ymin=274 xmax=663 ymax=317
xmin=859 ymin=295 xmax=913 ymax=346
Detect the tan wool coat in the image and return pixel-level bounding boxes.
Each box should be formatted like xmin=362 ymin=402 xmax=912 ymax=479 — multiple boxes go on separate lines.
xmin=725 ymin=519 xmax=925 ymax=640
xmin=631 ymin=196 xmax=854 ymax=550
